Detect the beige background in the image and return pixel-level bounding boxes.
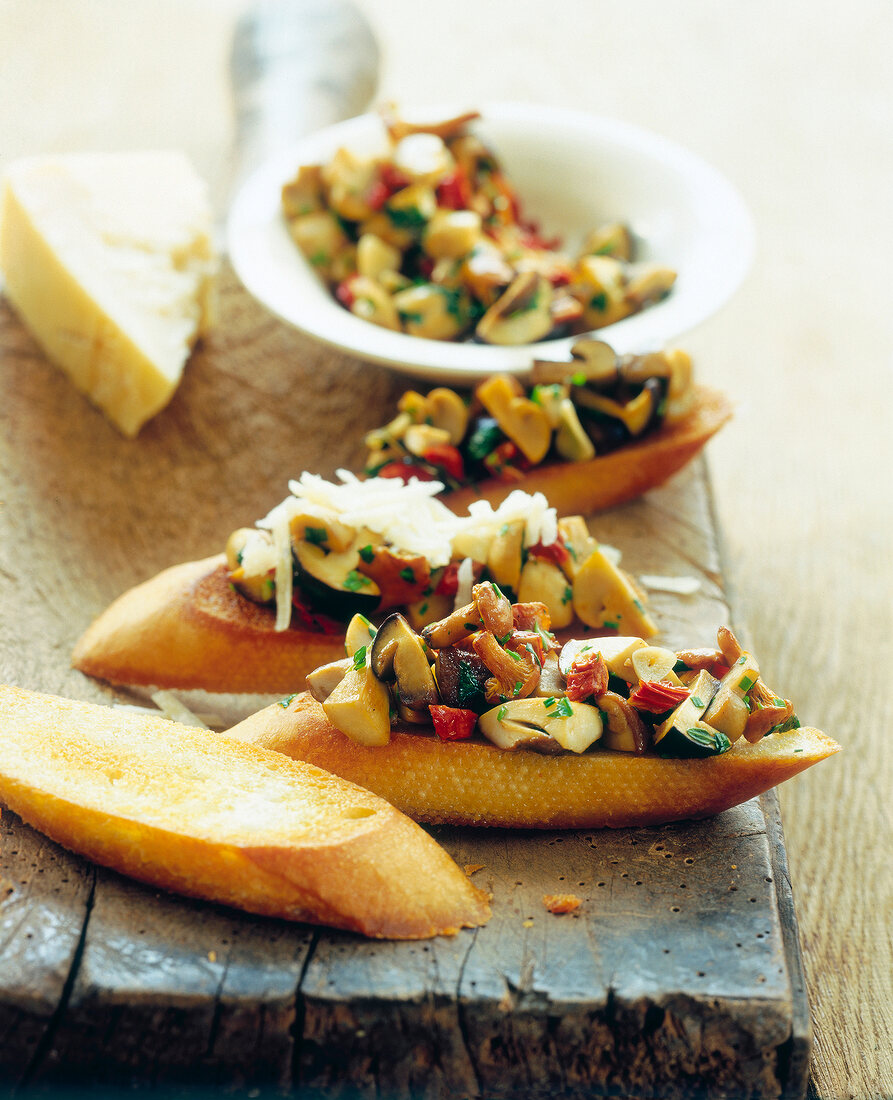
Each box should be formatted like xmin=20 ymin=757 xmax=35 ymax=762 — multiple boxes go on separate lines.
xmin=1 ymin=1 xmax=890 ymax=1096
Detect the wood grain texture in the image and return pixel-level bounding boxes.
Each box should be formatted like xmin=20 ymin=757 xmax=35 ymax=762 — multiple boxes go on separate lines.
xmin=0 ymin=265 xmax=817 ymax=1096
xmin=1 ymin=1 xmax=889 ymax=1095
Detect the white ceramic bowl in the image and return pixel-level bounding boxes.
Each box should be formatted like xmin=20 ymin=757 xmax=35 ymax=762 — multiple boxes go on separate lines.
xmin=227 ymin=103 xmax=753 ymax=383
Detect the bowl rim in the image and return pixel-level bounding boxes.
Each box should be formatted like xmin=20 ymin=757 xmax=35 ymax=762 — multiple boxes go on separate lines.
xmin=227 ymin=101 xmax=754 ymax=382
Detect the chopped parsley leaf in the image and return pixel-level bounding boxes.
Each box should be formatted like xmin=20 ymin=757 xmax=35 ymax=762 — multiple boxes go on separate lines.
xmin=546 ymin=697 xmax=574 ymax=718
xmin=562 ymin=585 xmax=573 ymax=605
xmin=691 ymin=695 xmax=704 ymax=708
xmin=603 ymin=619 xmax=619 ymax=630
xmin=351 ymin=646 xmax=367 ymax=671
xmin=739 ymin=674 xmax=756 ymax=693
xmin=277 ymin=693 xmax=300 ymax=708
xmin=571 ymin=371 xmax=587 ymax=386
xmin=344 ymin=570 xmax=372 ymax=592
xmin=589 ymin=292 xmax=607 ymax=312
xmin=513 ymin=681 xmax=522 ymax=696
xmin=419 ymin=601 xmax=429 ymax=614
xmin=399 ymin=567 xmax=416 ymax=583
xmin=633 ymin=597 xmax=644 ymax=612
xmin=358 ymin=544 xmax=375 ymax=564
xmin=506 ymin=648 xmax=522 ymax=662
xmin=304 ymin=526 xmax=328 ymax=545
xmin=497 ymin=705 xmax=508 ymax=721
xmin=309 ymin=250 xmax=329 ymax=266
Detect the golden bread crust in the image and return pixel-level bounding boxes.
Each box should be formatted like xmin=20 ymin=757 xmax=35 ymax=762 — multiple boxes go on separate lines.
xmin=227 ymin=693 xmax=840 ymax=829
xmin=0 ymin=684 xmax=490 ymax=938
xmin=72 ymin=555 xmax=341 ymax=693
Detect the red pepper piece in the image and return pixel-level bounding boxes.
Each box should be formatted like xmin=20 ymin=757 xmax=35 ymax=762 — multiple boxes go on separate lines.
xmin=482 ymin=441 xmax=529 ymax=481
xmin=335 ymin=277 xmax=357 ymax=309
xmin=527 ymin=539 xmax=571 ymax=568
xmin=566 ymin=652 xmax=609 ymax=702
xmin=436 ymin=168 xmax=472 ymax=210
xmin=377 ymin=461 xmax=437 ymax=483
xmin=380 ymin=164 xmax=411 ymax=192
xmin=629 ymin=680 xmax=691 ymax=713
xmin=434 ymin=561 xmax=460 ymax=597
xmin=365 ymin=180 xmax=391 ymax=211
xmin=429 ymin=705 xmax=478 ymax=741
xmin=291 ymin=595 xmax=346 ymax=636
xmin=422 ymin=444 xmax=465 ymax=483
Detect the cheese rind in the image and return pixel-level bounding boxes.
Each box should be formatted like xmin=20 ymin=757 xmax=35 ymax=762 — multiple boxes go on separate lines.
xmin=0 ymin=151 xmax=217 ymax=436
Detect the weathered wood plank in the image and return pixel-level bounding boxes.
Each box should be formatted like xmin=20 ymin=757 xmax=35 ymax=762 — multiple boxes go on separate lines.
xmin=0 ymin=810 xmax=93 ymax=1087
xmin=0 ymin=268 xmax=810 ymax=1096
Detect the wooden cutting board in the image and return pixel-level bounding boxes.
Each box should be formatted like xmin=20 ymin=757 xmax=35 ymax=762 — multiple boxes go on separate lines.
xmin=0 ymin=265 xmax=811 ymax=1098
xmin=0 ymin=2 xmax=812 ymax=1094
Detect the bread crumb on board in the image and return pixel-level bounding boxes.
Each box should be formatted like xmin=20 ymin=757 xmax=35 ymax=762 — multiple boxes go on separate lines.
xmin=542 ymin=893 xmax=582 ymax=914
xmin=464 ymin=863 xmax=484 ymax=876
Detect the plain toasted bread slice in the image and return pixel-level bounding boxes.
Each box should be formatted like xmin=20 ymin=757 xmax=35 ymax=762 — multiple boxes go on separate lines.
xmin=444 ymin=384 xmax=732 ymax=517
xmin=0 ymin=685 xmax=490 ymax=938
xmin=227 ymin=692 xmax=840 ymax=829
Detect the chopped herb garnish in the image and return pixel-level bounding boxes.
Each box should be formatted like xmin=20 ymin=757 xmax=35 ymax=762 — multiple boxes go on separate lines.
xmin=344 ymin=570 xmax=372 ymax=591
xmin=498 ymin=631 xmax=512 ymax=645
xmin=465 ymin=622 xmax=479 ymax=631
xmin=603 ymin=619 xmax=619 ymax=630
xmin=768 ymin=714 xmax=801 ymax=735
xmin=571 ymin=371 xmax=587 ymax=386
xmin=739 ymin=674 xmax=756 ymax=693
xmin=506 ymin=648 xmax=522 ymax=662
xmin=497 ymin=705 xmax=508 ymax=721
xmin=358 ymin=544 xmax=375 ymax=564
xmin=386 ymin=205 xmax=427 ymax=231
xmin=419 ymin=601 xmax=429 ymax=614
xmin=399 ymin=309 xmax=425 ymax=325
xmin=351 ymin=645 xmax=367 ymax=670
xmin=455 ymin=661 xmax=483 ymax=704
xmin=513 ymin=681 xmax=522 ymax=696
xmin=589 ymin=292 xmax=607 ymax=312
xmin=793 ymin=748 xmax=803 ymax=753
xmin=691 ymin=696 xmax=704 ymax=708
xmin=399 ymin=567 xmax=416 ymax=583
xmin=546 ymin=697 xmax=574 ymax=718
xmin=309 ymin=250 xmax=329 ymax=267
xmin=277 ymin=693 xmax=300 ymax=708
xmin=304 ymin=525 xmax=328 ymax=545
xmin=562 ymin=586 xmax=573 ymax=605
xmin=673 ymin=659 xmax=690 ymax=674
xmin=490 ymin=581 xmax=506 ymax=601
xmin=499 ymin=522 xmax=510 ymax=535
xmin=633 ymin=597 xmax=644 ymax=612
xmin=737 ymin=656 xmax=747 ymax=665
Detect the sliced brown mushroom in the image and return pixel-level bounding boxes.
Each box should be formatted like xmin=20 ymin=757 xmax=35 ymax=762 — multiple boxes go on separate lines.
xmin=624 ymin=263 xmax=677 ymax=308
xmin=369 ymin=613 xmax=439 ymax=711
xmin=426 ymin=387 xmax=469 ymax=444
xmin=579 ymin=222 xmax=633 ymax=261
xmin=434 ymin=646 xmax=491 ymax=713
xmin=596 ymin=691 xmax=649 ymax=753
xmin=322 ymin=665 xmax=392 ymax=746
xmin=479 ymin=698 xmax=603 ymax=753
xmin=307 ymin=657 xmax=353 ymax=703
xmin=475 ymin=373 xmax=552 ymax=464
xmin=554 ymin=398 xmax=595 ymax=462
xmin=475 ymin=273 xmax=554 ymax=346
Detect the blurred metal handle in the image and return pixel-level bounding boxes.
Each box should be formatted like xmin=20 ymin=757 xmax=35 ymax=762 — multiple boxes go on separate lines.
xmin=229 ymin=0 xmax=379 ymax=191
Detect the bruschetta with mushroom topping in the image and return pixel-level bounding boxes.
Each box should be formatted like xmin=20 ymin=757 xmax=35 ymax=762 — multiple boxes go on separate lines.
xmin=227 ymin=617 xmax=840 ymax=830
xmin=72 ymin=475 xmax=656 ymax=694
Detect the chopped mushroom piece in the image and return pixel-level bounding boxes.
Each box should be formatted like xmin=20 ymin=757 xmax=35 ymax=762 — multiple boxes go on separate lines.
xmin=369 ymin=613 xmax=439 ymax=711
xmin=478 ymin=698 xmax=602 ymax=754
xmin=322 ymin=665 xmax=391 ymax=746
xmin=307 ymin=657 xmax=352 ymax=703
xmin=597 ymin=691 xmax=649 ymax=753
xmin=472 ymin=630 xmax=541 ymax=703
xmin=476 ymin=273 xmax=554 ymax=346
xmin=475 ymin=374 xmax=552 ymax=464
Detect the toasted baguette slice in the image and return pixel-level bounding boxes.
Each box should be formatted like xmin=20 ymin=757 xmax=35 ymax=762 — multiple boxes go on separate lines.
xmin=444 ymin=384 xmax=732 ymax=517
xmin=227 ymin=693 xmax=840 ymax=829
xmin=0 ymin=685 xmax=490 ymax=938
xmin=71 ymin=554 xmax=339 ymax=693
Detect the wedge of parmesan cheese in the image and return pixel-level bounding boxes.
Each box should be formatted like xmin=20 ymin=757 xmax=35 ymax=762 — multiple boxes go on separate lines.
xmin=0 ymin=151 xmax=217 ymax=436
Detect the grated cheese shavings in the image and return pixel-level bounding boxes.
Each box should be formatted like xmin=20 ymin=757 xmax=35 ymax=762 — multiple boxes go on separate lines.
xmin=454 ymin=556 xmax=474 ymax=609
xmin=462 ymin=489 xmax=557 ymax=549
xmin=149 ymin=691 xmax=209 ymax=729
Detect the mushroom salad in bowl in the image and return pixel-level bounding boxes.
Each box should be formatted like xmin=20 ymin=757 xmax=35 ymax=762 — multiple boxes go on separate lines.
xmin=228 ymin=102 xmax=754 ymax=382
